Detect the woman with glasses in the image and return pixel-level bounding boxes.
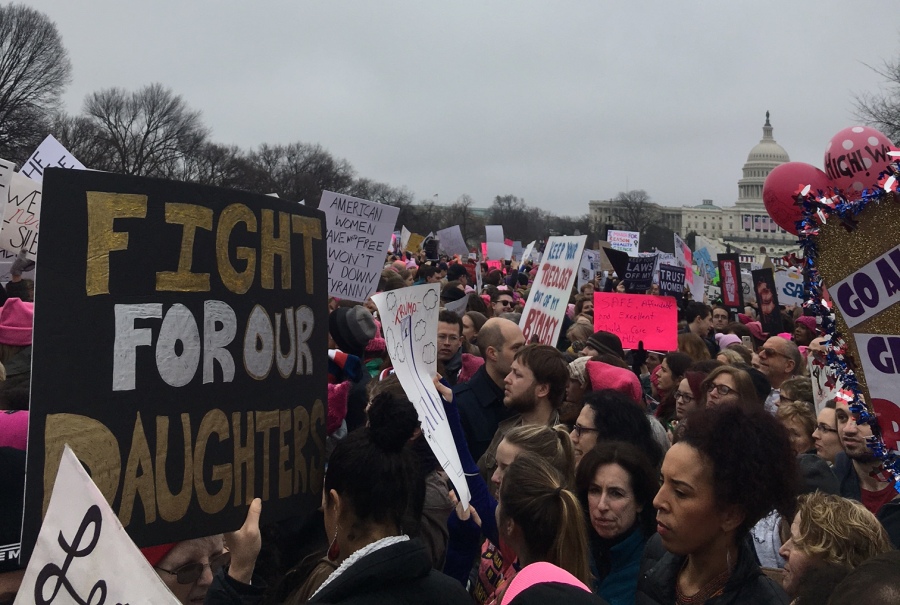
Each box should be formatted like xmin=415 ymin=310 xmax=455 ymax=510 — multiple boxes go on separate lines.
xmin=144 ymin=536 xmax=229 ymax=605
xmin=637 ymin=406 xmax=797 ymax=605
xmin=576 ymin=441 xmax=658 ymax=605
xmin=700 ymin=366 xmax=762 ymax=413
xmin=570 ymin=390 xmax=662 ymax=470
xmin=812 ymin=400 xmax=842 ymax=465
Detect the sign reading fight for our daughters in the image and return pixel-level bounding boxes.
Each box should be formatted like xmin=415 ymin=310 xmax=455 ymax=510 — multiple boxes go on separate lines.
xmin=519 ymin=235 xmax=586 ymax=345
xmin=319 ymin=190 xmax=399 ymax=302
xmin=23 ymin=168 xmax=329 ymax=559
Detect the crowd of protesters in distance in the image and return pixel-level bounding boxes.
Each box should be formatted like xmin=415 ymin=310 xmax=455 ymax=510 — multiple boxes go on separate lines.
xmin=1 ymin=246 xmax=898 ymax=605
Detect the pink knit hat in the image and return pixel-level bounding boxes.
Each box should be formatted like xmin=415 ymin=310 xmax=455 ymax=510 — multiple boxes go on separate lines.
xmin=0 ymin=298 xmax=33 ymax=346
xmin=585 ymin=361 xmax=643 ymax=404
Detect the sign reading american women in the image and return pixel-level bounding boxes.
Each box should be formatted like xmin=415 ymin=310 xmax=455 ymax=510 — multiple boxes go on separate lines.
xmin=23 ymin=169 xmax=328 ymax=558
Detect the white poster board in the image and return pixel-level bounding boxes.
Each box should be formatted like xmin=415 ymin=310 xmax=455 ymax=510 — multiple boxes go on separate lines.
xmin=808 ymin=352 xmax=841 ymax=414
xmin=741 ymin=270 xmax=756 ymax=304
xmin=607 ymin=230 xmax=640 ymax=255
xmin=436 ymin=225 xmax=469 ymax=258
xmin=521 ymin=240 xmax=537 ymax=265
xmin=852 ymin=333 xmax=900 ymax=451
xmin=0 ymin=172 xmax=41 ymax=260
xmin=775 ymin=269 xmax=805 ymax=306
xmin=578 ymin=250 xmax=599 ymax=291
xmin=19 ymin=134 xmax=85 ymax=183
xmin=372 ymin=284 xmax=470 ymax=508
xmin=519 ymin=235 xmax=586 ymax=345
xmin=485 ymin=225 xmax=505 ymax=260
xmin=319 ymin=190 xmax=400 ymax=302
xmin=15 ymin=446 xmax=179 ymax=605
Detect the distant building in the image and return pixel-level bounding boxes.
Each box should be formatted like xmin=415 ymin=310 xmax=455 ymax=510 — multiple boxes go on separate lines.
xmin=589 ymin=112 xmax=799 ymax=257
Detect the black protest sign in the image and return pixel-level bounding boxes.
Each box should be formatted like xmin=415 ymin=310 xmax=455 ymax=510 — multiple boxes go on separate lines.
xmin=624 ymin=254 xmax=657 ymax=292
xmin=23 ymin=169 xmax=328 ymax=559
xmin=602 ymin=246 xmax=629 ymax=280
xmin=751 ymin=268 xmax=784 ymax=336
xmin=658 ymin=264 xmax=685 ymax=301
xmin=717 ymin=254 xmax=744 ymax=311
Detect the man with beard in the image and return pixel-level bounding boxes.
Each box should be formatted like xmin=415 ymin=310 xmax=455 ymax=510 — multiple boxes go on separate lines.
xmin=476 ymin=344 xmax=569 ymax=487
xmin=834 ymin=400 xmax=900 ymax=547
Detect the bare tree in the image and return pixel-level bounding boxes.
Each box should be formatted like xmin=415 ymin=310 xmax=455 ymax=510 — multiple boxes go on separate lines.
xmin=611 ymin=189 xmax=660 ymax=234
xmin=0 ymin=4 xmax=72 ymax=162
xmin=83 ymin=83 xmax=209 ymax=176
xmin=488 ymin=194 xmax=532 ymax=240
xmin=444 ymin=194 xmax=483 ymax=246
xmin=248 ymin=142 xmax=355 ymax=204
xmin=855 ymin=57 xmax=900 ymax=144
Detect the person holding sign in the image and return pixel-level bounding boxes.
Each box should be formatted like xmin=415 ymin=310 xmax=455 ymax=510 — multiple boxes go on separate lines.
xmin=209 ymin=421 xmax=470 ymax=604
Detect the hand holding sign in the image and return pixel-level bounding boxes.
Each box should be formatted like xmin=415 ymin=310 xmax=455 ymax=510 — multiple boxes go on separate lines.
xmin=225 ymin=498 xmax=261 ymax=584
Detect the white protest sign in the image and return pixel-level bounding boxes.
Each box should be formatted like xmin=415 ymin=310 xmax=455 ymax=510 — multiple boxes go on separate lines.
xmin=741 ymin=270 xmax=756 ymax=304
xmin=852 ymin=334 xmax=900 ymax=452
xmin=688 ymin=267 xmax=706 ymax=301
xmin=775 ymin=269 xmax=805 ymax=306
xmin=674 ymin=234 xmax=693 ymax=285
xmin=0 ymin=158 xmax=13 ymax=196
xmin=607 ymin=230 xmax=640 ymax=255
xmin=475 ymin=261 xmax=483 ymax=293
xmin=830 ymin=244 xmax=900 ymax=328
xmin=19 ymin=135 xmax=85 ymax=184
xmin=485 ymin=225 xmax=505 ymax=260
xmin=320 ymin=190 xmax=400 ymax=302
xmin=578 ymin=250 xmax=599 ymax=291
xmin=521 ymin=240 xmax=537 ymax=265
xmin=436 ymin=225 xmax=469 ymax=258
xmin=15 ymin=445 xmax=179 ymax=605
xmin=372 ymin=284 xmax=470 ymax=508
xmin=808 ymin=352 xmax=841 ymax=414
xmin=512 ymin=240 xmax=524 ymax=261
xmin=444 ymin=292 xmax=470 ymax=316
xmin=0 ymin=172 xmax=41 ymax=260
xmin=400 ymin=226 xmax=411 ymax=251
xmin=519 ymin=235 xmax=586 ymax=345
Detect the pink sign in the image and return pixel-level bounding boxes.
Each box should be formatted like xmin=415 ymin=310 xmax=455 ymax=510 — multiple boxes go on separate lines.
xmin=593 ymin=293 xmax=678 ymax=351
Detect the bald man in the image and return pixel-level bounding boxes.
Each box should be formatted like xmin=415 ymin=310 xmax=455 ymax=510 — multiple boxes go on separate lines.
xmin=757 ymin=335 xmax=802 ymax=412
xmin=452 ymin=318 xmax=526 ymax=461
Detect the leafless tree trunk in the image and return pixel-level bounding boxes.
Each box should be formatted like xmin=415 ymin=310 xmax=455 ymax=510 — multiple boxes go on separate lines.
xmin=612 ymin=189 xmax=660 ymax=234
xmin=0 ymin=4 xmax=72 ymax=162
xmin=855 ymin=58 xmax=900 ymax=144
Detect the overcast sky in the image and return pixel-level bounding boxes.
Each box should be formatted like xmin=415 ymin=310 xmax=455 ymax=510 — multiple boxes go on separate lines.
xmin=29 ymin=0 xmax=900 ymax=216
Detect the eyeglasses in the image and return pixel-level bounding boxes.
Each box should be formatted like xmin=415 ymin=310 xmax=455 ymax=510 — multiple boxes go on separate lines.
xmin=816 ymin=423 xmax=837 ymax=434
xmin=437 ymin=334 xmax=460 ymax=343
xmin=496 ymin=300 xmax=513 ymax=307
xmin=572 ymin=424 xmax=601 ymax=438
xmin=673 ymin=391 xmax=694 ymax=403
xmin=156 ymin=552 xmax=231 ymax=584
xmin=707 ymin=383 xmax=736 ymax=396
xmin=759 ymin=347 xmax=788 ymax=359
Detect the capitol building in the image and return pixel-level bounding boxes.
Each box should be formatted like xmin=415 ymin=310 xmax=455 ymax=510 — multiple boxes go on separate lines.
xmin=589 ymin=113 xmax=799 ymax=257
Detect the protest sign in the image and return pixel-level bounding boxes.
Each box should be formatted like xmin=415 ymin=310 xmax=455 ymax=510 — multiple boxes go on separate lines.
xmin=596 ymin=241 xmax=614 ymax=272
xmin=475 ymin=260 xmax=483 ymax=293
xmin=372 ymin=285 xmax=470 ymax=508
xmin=578 ymin=250 xmax=599 ymax=291
xmin=607 ymin=230 xmax=639 ymax=255
xmin=23 ymin=168 xmax=328 ymax=559
xmin=741 ymin=271 xmax=756 ymax=304
xmin=512 ymin=240 xmax=524 ymax=261
xmin=503 ymin=238 xmax=514 ymax=261
xmin=436 ymin=225 xmax=469 ymax=257
xmin=673 ymin=233 xmax=693 ymax=284
xmin=808 ymin=352 xmax=841 ymax=413
xmin=400 ymin=226 xmax=411 ymax=250
xmin=319 ymin=190 xmax=399 ymax=302
xmin=406 ymin=232 xmax=425 ymax=253
xmin=485 ymin=225 xmax=505 ymax=260
xmin=717 ymin=254 xmax=743 ymax=311
xmin=0 ymin=172 xmax=42 ymax=261
xmin=15 ymin=446 xmax=179 ymax=605
xmin=520 ymin=235 xmax=586 ymax=345
xmin=521 ymin=240 xmax=537 ymax=265
xmin=19 ymin=134 xmax=85 ymax=183
xmin=852 ymin=334 xmax=900 ymax=452
xmin=688 ymin=268 xmax=706 ymax=302
xmin=0 ymin=158 xmax=13 ymax=194
xmin=658 ymin=264 xmax=685 ymax=300
xmin=593 ymin=293 xmax=678 ymax=350
xmin=775 ymin=268 xmax=805 ymax=306
xmin=829 ymin=243 xmax=900 ymax=329
xmin=603 ymin=246 xmax=630 ymax=281
xmin=623 ymin=253 xmax=657 ymax=292
xmin=444 ymin=292 xmax=470 ymax=316
xmin=751 ymin=268 xmax=783 ymax=335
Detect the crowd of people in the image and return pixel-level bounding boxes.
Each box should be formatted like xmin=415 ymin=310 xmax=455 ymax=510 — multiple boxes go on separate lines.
xmin=1 ymin=249 xmax=899 ymax=604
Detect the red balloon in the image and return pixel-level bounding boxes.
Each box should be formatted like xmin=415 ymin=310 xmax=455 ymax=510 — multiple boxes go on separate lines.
xmin=824 ymin=126 xmax=895 ymax=199
xmin=762 ymin=162 xmax=831 ymax=235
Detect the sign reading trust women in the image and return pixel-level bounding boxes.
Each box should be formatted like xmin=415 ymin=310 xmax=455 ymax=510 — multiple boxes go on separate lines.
xmin=519 ymin=235 xmax=586 ymax=345
xmin=23 ymin=168 xmax=329 ymax=558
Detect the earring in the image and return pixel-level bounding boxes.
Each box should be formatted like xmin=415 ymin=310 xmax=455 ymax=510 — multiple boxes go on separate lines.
xmin=327 ymin=524 xmax=340 ymax=561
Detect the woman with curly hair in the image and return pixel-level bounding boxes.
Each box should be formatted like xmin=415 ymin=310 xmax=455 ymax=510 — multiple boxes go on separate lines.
xmin=637 ymin=406 xmax=798 ymax=604
xmin=779 ymin=492 xmax=892 ymax=602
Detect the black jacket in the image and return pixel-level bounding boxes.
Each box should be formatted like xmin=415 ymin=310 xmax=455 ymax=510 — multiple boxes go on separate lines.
xmin=206 ymin=538 xmax=469 ymax=605
xmin=834 ymin=452 xmax=900 ymax=547
xmin=635 ymin=534 xmax=789 ymax=605
xmin=452 ymin=364 xmax=512 ymax=462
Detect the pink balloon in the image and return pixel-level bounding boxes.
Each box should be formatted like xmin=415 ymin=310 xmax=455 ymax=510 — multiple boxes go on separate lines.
xmin=762 ymin=162 xmax=831 ymax=235
xmin=824 ymin=126 xmax=895 ymax=199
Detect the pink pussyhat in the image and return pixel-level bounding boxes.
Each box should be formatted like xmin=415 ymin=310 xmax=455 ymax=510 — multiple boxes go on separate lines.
xmin=0 ymin=298 xmax=33 ymax=346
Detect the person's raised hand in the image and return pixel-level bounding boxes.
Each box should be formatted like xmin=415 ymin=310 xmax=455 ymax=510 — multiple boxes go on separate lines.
xmin=225 ymin=498 xmax=261 ymax=584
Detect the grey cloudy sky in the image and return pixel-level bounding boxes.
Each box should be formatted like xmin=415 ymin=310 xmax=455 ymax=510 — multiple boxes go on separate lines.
xmin=30 ymin=0 xmax=900 ymax=216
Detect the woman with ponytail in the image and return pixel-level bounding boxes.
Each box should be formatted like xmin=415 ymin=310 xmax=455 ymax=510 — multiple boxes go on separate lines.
xmin=496 ymin=452 xmax=592 ymax=595
xmin=207 ymin=392 xmax=470 ymax=605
